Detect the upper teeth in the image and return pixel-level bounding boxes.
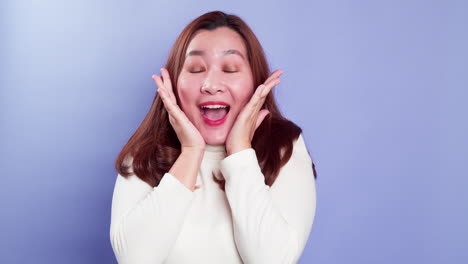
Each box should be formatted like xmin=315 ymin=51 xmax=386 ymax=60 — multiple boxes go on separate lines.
xmin=201 ymin=105 xmax=228 ymax=109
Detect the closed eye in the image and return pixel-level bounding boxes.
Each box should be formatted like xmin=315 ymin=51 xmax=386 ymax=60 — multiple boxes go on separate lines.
xmin=224 ymin=70 xmax=237 ymax=73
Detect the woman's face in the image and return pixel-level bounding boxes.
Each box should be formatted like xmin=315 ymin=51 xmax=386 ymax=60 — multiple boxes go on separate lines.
xmin=177 ymin=27 xmax=254 ymax=145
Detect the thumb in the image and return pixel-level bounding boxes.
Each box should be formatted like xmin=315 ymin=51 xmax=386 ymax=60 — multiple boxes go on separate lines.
xmin=255 ymin=109 xmax=270 ymax=130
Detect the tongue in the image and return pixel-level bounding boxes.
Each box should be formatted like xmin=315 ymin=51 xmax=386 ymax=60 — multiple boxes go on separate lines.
xmin=204 ymin=108 xmax=228 ymax=121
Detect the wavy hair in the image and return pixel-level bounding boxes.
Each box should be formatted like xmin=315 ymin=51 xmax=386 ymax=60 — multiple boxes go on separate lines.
xmin=115 ymin=11 xmax=317 ymax=191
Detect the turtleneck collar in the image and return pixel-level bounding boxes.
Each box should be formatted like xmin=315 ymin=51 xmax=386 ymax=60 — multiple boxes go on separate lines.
xmin=204 ymin=144 xmax=227 ymax=160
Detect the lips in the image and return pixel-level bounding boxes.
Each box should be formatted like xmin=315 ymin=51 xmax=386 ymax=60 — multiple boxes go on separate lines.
xmin=199 ymin=101 xmax=230 ymax=126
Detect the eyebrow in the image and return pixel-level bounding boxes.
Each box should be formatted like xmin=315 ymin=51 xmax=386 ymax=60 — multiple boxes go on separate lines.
xmin=186 ymin=49 xmax=245 ymax=60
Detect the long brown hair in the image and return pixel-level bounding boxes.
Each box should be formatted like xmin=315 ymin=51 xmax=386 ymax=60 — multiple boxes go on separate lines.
xmin=115 ymin=11 xmax=317 ymax=190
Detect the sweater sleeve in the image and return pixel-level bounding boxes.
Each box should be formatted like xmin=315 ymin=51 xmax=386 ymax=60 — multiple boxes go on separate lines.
xmin=109 ymin=166 xmax=195 ymax=264
xmin=220 ymin=134 xmax=317 ymax=264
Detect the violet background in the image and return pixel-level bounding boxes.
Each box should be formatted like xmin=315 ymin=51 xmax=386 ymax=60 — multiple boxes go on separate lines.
xmin=1 ymin=0 xmax=467 ymax=263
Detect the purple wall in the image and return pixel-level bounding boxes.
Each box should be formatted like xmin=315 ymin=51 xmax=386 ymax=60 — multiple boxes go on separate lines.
xmin=1 ymin=0 xmax=467 ymax=263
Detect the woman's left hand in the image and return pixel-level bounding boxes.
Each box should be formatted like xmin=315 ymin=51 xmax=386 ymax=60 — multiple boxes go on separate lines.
xmin=225 ymin=69 xmax=283 ymax=156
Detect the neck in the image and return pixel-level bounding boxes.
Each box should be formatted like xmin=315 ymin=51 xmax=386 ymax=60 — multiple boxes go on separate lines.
xmin=204 ymin=144 xmax=226 ymax=159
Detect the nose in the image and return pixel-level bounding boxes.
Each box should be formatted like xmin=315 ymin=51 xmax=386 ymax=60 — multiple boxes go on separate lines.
xmin=200 ymin=70 xmax=226 ymax=95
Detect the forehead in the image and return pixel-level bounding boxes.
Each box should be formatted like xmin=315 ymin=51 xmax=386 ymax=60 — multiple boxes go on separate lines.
xmin=186 ymin=27 xmax=247 ymax=58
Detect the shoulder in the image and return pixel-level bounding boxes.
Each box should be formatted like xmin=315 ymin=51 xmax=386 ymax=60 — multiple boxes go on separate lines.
xmin=291 ymin=134 xmax=312 ymax=164
xmin=117 ymin=155 xmax=150 ymax=187
xmin=271 ymin=133 xmax=316 ymax=191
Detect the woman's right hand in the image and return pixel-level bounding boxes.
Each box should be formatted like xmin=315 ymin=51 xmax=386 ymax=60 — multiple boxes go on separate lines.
xmin=152 ymin=68 xmax=206 ymax=153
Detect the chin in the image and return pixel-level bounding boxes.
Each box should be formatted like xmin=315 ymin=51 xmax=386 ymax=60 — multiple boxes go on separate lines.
xmin=204 ymin=134 xmax=226 ymax=146
xmin=202 ymin=129 xmax=228 ymax=146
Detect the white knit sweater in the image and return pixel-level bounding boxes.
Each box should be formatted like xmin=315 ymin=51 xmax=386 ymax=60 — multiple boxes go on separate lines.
xmin=110 ymin=134 xmax=316 ymax=264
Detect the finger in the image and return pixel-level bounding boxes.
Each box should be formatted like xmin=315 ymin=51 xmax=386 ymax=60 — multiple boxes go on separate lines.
xmin=250 ymin=77 xmax=280 ymax=117
xmin=160 ymin=68 xmax=176 ymax=104
xmin=238 ymin=85 xmax=267 ymax=124
xmin=239 ymin=77 xmax=279 ymax=123
xmin=152 ymin=74 xmax=164 ymax=93
xmin=264 ymin=69 xmax=282 ymax=84
xmin=156 ymin=82 xmax=174 ymax=113
xmin=263 ymin=69 xmax=283 ymax=85
xmin=152 ymin=74 xmax=167 ymax=96
xmin=244 ymin=84 xmax=265 ymax=111
xmin=248 ymin=76 xmax=279 ymax=111
xmin=261 ymin=77 xmax=280 ymax=98
xmin=255 ymin=109 xmax=270 ymax=130
xmin=153 ymin=75 xmax=180 ymax=116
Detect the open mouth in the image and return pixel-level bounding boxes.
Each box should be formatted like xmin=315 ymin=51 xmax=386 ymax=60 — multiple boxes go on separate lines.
xmin=199 ymin=101 xmax=231 ymax=126
xmin=200 ymin=103 xmax=230 ymax=121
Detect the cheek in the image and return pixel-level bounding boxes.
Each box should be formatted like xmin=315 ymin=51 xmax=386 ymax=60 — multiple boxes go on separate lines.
xmin=230 ymin=79 xmax=254 ymax=105
xmin=177 ymin=75 xmax=199 ymax=111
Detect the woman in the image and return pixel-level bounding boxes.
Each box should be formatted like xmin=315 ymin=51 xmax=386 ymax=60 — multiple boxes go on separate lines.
xmin=110 ymin=11 xmax=317 ymax=264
